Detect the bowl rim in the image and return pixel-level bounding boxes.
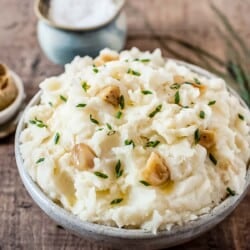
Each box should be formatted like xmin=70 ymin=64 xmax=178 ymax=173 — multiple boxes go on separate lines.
xmin=34 ymin=0 xmax=126 ymax=32
xmin=0 ymin=70 xmax=25 ymax=125
xmin=15 ymin=59 xmax=250 ymax=244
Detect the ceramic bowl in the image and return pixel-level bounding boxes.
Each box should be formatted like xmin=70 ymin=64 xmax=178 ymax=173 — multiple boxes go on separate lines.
xmin=34 ymin=0 xmax=127 ymax=65
xmin=0 ymin=71 xmax=25 ymax=125
xmin=15 ymin=61 xmax=250 ymax=249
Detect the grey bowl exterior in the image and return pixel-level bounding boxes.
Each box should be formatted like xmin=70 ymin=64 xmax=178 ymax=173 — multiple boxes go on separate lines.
xmin=15 ymin=61 xmax=250 ymax=249
xmin=37 ymin=12 xmax=127 ymax=65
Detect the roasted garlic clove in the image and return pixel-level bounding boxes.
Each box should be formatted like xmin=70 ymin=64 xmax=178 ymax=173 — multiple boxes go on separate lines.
xmin=94 ymin=51 xmax=119 ymax=66
xmin=199 ymin=130 xmax=215 ymax=149
xmin=142 ymin=152 xmax=170 ymax=186
xmin=98 ymin=85 xmax=120 ymax=106
xmin=71 ymin=143 xmax=96 ymax=170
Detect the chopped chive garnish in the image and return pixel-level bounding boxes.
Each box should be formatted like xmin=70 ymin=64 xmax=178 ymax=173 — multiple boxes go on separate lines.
xmin=54 ymin=132 xmax=60 ymax=144
xmin=29 ymin=120 xmax=36 ymax=124
xmin=145 ymin=140 xmax=160 ymax=148
xmin=110 ymin=198 xmax=123 ymax=205
xmin=139 ymin=180 xmax=150 ymax=186
xmin=140 ymin=59 xmax=150 ymax=62
xmin=226 ymin=187 xmax=236 ymax=196
xmin=76 ymin=103 xmax=86 ymax=108
xmin=127 ymin=68 xmax=141 ymax=76
xmin=170 ymin=83 xmax=181 ymax=89
xmin=60 ymin=95 xmax=67 ymax=102
xmin=238 ymin=113 xmax=244 ymax=120
xmin=133 ymin=58 xmax=139 ymax=61
xmin=119 ymin=95 xmax=125 ymax=109
xmin=97 ymin=128 xmax=104 ymax=131
xmin=194 ymin=78 xmax=201 ymax=84
xmin=106 ymin=123 xmax=116 ymax=135
xmin=82 ymin=81 xmax=90 ymax=92
xmin=36 ymin=158 xmax=45 ymax=164
xmin=107 ymin=130 xmax=116 ymax=136
xmin=148 ymin=104 xmax=162 ymax=118
xmin=209 ymin=153 xmax=217 ymax=165
xmin=183 ymin=81 xmax=193 ymax=85
xmin=94 ymin=171 xmax=108 ymax=179
xmin=141 ymin=90 xmax=153 ymax=95
xmin=194 ymin=128 xmax=200 ymax=144
xmin=29 ymin=117 xmax=47 ymax=128
xmin=115 ymin=160 xmax=123 ymax=178
xmin=93 ymin=67 xmax=99 ymax=73
xmin=124 ymin=139 xmax=135 ymax=148
xmin=175 ymin=91 xmax=180 ymax=104
xmin=199 ymin=111 xmax=205 ymax=119
xmin=182 ymin=105 xmax=189 ymax=109
xmin=208 ymin=100 xmax=216 ymax=106
xmin=115 ymin=111 xmax=122 ymax=119
xmin=48 ymin=102 xmax=53 ymax=107
xmin=90 ymin=114 xmax=99 ymax=125
xmin=106 ymin=123 xmax=112 ymax=130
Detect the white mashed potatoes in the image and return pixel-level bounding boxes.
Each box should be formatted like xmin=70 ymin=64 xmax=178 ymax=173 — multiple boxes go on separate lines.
xmin=20 ymin=48 xmax=250 ymax=233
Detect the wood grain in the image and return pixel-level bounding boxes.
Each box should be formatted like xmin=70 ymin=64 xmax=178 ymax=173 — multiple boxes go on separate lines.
xmin=0 ymin=0 xmax=249 ymax=249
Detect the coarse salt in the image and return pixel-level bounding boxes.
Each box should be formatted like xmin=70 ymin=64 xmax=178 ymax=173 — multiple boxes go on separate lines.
xmin=48 ymin=0 xmax=119 ymax=29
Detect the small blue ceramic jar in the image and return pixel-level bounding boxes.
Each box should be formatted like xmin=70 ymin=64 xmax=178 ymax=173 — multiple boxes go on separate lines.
xmin=35 ymin=0 xmax=127 ymax=65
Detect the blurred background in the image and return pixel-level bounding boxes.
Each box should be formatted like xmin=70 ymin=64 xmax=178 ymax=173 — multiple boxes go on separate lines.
xmin=0 ymin=0 xmax=249 ymax=249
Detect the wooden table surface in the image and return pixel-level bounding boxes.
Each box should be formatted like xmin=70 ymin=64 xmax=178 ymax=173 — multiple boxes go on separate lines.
xmin=0 ymin=0 xmax=249 ymax=249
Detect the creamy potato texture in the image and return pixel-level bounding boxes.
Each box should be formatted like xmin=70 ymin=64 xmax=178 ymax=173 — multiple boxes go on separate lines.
xmin=20 ymin=48 xmax=250 ymax=233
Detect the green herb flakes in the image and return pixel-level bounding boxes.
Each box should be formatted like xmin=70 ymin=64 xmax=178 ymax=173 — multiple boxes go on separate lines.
xmin=145 ymin=140 xmax=160 ymax=148
xmin=194 ymin=128 xmax=200 ymax=144
xmin=76 ymin=103 xmax=86 ymax=108
xmin=82 ymin=81 xmax=90 ymax=92
xmin=149 ymin=104 xmax=162 ymax=118
xmin=29 ymin=117 xmax=47 ymax=128
xmin=194 ymin=78 xmax=201 ymax=84
xmin=209 ymin=153 xmax=217 ymax=165
xmin=124 ymin=139 xmax=135 ymax=148
xmin=199 ymin=110 xmax=205 ymax=119
xmin=226 ymin=187 xmax=236 ymax=196
xmin=48 ymin=102 xmax=53 ymax=107
xmin=54 ymin=132 xmax=60 ymax=144
xmin=115 ymin=111 xmax=122 ymax=119
xmin=208 ymin=100 xmax=216 ymax=106
xmin=60 ymin=95 xmax=67 ymax=102
xmin=94 ymin=171 xmax=108 ymax=179
xmin=115 ymin=160 xmax=123 ymax=178
xmin=170 ymin=83 xmax=181 ymax=89
xmin=238 ymin=113 xmax=244 ymax=120
xmin=105 ymin=123 xmax=115 ymax=134
xmin=90 ymin=114 xmax=99 ymax=125
xmin=93 ymin=67 xmax=99 ymax=73
xmin=127 ymin=68 xmax=141 ymax=76
xmin=141 ymin=90 xmax=153 ymax=95
xmin=36 ymin=158 xmax=45 ymax=164
xmin=97 ymin=128 xmax=104 ymax=131
xmin=106 ymin=123 xmax=112 ymax=130
xmin=140 ymin=59 xmax=151 ymax=63
xmin=110 ymin=198 xmax=123 ymax=205
xmin=119 ymin=95 xmax=125 ymax=109
xmin=139 ymin=180 xmax=150 ymax=186
xmin=175 ymin=91 xmax=180 ymax=104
